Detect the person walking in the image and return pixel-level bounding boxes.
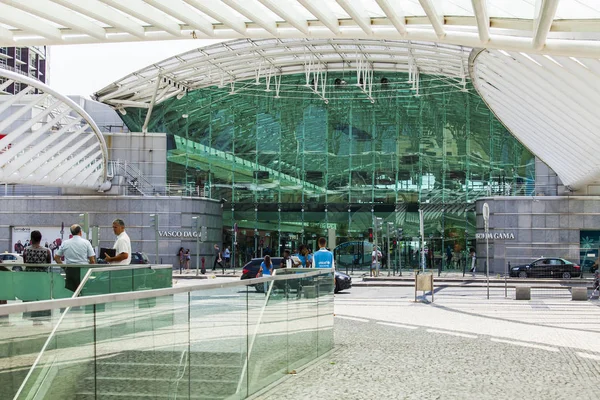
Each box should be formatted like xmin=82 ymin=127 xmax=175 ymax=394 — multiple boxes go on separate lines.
xmin=256 ymin=255 xmax=273 ymax=293
xmin=469 ymin=248 xmax=477 ymax=277
xmin=212 ymin=244 xmax=222 ymax=271
xmin=104 ymin=219 xmax=131 ymax=265
xmin=178 ymin=247 xmax=185 ymax=272
xmin=371 ymin=246 xmax=382 ymax=277
xmin=223 ymin=246 xmax=231 ymax=268
xmin=54 ymin=224 xmax=96 ymax=291
xmin=23 ymin=230 xmax=52 ymax=325
xmin=312 ymin=237 xmax=335 ymax=269
xmin=185 ymin=249 xmax=191 ymax=271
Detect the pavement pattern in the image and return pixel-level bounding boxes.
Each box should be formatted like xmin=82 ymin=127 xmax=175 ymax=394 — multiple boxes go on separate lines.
xmin=260 ymin=286 xmax=600 ymax=400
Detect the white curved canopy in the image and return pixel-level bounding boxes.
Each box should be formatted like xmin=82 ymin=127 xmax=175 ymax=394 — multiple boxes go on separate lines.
xmin=0 ymin=69 xmax=110 ymax=190
xmin=95 ymin=38 xmax=471 ymax=108
xmin=471 ymin=48 xmax=600 ymax=190
xmin=1 ymin=1 xmax=600 ymax=57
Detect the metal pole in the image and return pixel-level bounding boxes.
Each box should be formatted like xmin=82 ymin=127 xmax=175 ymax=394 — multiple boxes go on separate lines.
xmin=387 ymin=223 xmax=391 ymax=276
xmin=483 ymin=203 xmax=490 ymax=300
xmin=419 ymin=209 xmax=425 ymax=272
xmin=195 ymin=234 xmax=200 ymax=276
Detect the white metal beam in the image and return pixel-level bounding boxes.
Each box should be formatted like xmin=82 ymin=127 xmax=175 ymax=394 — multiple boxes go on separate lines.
xmin=471 ymin=0 xmax=489 ymax=44
xmin=99 ymin=0 xmax=182 ymax=37
xmin=418 ymin=0 xmax=445 ymax=38
xmin=298 ymin=0 xmax=340 ymax=35
xmin=7 ymin=0 xmax=106 ymax=40
xmin=0 ymin=24 xmax=13 ymax=44
xmin=184 ymin=0 xmax=247 ymax=35
xmin=533 ymin=0 xmax=560 ymax=50
xmin=222 ymin=0 xmax=278 ymax=36
xmin=336 ymin=0 xmax=373 ymax=36
xmin=143 ymin=0 xmax=213 ymax=36
xmin=257 ymin=0 xmax=308 ymax=35
xmin=0 ymin=2 xmax=63 ymax=41
xmin=51 ymin=0 xmax=146 ymax=39
xmin=375 ymin=0 xmax=406 ymax=36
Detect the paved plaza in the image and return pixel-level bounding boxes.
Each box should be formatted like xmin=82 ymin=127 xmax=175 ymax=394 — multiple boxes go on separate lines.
xmin=261 ymin=286 xmax=600 ymax=400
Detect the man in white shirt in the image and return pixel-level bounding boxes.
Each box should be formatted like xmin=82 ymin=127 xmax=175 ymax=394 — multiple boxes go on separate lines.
xmin=54 ymin=224 xmax=96 ymax=291
xmin=104 ymin=219 xmax=131 ymax=265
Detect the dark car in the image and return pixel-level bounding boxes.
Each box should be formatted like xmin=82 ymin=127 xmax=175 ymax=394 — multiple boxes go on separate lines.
xmin=97 ymin=251 xmax=149 ymax=264
xmin=509 ymin=257 xmax=581 ymax=279
xmin=240 ymin=257 xmax=351 ymax=293
xmin=131 ymin=252 xmax=149 ymax=264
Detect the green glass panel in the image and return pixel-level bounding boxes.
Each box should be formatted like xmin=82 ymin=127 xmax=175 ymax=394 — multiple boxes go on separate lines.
xmin=189 ymin=285 xmax=246 ymax=399
xmin=93 ymin=296 xmax=183 ymax=399
xmin=8 ymin=306 xmax=95 ymax=400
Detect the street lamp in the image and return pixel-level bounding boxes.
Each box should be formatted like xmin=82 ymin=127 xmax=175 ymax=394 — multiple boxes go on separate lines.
xmin=483 ymin=202 xmax=490 ymax=299
xmin=149 ymin=214 xmax=159 ymax=264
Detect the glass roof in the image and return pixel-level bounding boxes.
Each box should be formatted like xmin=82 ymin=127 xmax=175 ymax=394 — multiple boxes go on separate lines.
xmin=95 ymin=39 xmax=471 ymax=109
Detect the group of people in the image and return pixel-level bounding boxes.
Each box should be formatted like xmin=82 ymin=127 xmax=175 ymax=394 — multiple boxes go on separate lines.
xmin=4 ymin=219 xmax=131 ymax=326
xmin=257 ymin=237 xmax=335 ymax=281
xmin=177 ymin=244 xmax=232 ymax=274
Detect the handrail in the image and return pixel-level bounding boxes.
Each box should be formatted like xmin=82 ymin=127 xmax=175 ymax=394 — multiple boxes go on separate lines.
xmin=0 ymin=268 xmax=329 ymax=316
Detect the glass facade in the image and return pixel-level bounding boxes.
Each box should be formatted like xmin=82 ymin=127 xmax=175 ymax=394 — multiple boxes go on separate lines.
xmin=121 ymin=72 xmax=534 ymax=269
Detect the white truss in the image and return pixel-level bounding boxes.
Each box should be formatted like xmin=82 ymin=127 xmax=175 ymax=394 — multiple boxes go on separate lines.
xmin=0 ymin=69 xmax=110 ymax=191
xmin=0 ymin=0 xmax=600 ymax=57
xmin=470 ymin=49 xmax=600 ymax=190
xmin=95 ymin=38 xmax=471 ymax=108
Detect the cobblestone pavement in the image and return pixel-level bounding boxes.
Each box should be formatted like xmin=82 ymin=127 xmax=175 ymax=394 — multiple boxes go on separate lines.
xmin=260 ymin=286 xmax=600 ymax=400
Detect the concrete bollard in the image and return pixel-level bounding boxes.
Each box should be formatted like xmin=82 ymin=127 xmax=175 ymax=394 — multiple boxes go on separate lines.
xmin=515 ymin=286 xmax=531 ymax=300
xmin=571 ymin=287 xmax=588 ymax=301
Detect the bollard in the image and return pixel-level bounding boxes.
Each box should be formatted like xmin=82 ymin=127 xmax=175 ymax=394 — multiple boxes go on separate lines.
xmin=515 ymin=286 xmax=530 ymax=300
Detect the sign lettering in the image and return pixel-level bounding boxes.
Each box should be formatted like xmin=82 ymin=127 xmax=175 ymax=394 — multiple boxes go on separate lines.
xmin=475 ymin=232 xmax=515 ymax=240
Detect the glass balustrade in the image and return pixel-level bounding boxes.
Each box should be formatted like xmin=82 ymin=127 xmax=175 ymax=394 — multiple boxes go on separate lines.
xmin=0 ymin=268 xmax=334 ymax=400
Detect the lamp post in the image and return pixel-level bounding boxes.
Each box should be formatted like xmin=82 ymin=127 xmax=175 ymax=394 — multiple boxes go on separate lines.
xmin=387 ymin=222 xmax=393 ymax=276
xmin=483 ymin=202 xmax=490 ymax=299
xmin=419 ymin=209 xmax=425 ymax=272
xmin=192 ymin=217 xmax=200 ymax=275
xmin=150 ymin=214 xmax=159 ymax=264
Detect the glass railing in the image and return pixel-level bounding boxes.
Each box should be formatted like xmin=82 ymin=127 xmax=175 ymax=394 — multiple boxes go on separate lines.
xmin=0 ymin=264 xmax=173 ymax=301
xmin=0 ymin=268 xmax=334 ymax=400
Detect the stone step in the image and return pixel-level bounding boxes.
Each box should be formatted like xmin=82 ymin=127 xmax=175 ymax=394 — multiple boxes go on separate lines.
xmin=76 ymin=389 xmax=227 ymax=400
xmin=96 ymin=361 xmax=242 ymax=379
xmin=82 ymin=376 xmax=238 ymax=398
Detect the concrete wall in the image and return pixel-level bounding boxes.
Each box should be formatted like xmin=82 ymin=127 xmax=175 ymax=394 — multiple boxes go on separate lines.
xmin=475 ymin=196 xmax=600 ymax=274
xmin=0 ymin=196 xmax=222 ymax=267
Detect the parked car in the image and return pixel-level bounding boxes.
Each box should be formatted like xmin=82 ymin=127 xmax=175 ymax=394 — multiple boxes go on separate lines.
xmin=131 ymin=252 xmax=149 ymax=264
xmin=97 ymin=251 xmax=149 ymax=265
xmin=240 ymin=257 xmax=351 ymax=293
xmin=509 ymin=257 xmax=581 ymax=279
xmin=0 ymin=252 xmax=25 ymax=271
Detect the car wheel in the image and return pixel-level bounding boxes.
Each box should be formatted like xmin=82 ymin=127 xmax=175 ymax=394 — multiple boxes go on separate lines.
xmin=255 ymin=283 xmax=264 ymax=293
xmin=562 ymin=272 xmax=571 ymax=279
xmin=12 ymin=266 xmax=22 ymax=272
xmin=334 ymin=283 xmax=340 ymax=294
xmin=518 ymin=271 xmax=527 ymax=278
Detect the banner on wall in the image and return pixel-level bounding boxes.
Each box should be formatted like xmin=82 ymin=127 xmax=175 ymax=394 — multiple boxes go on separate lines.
xmin=11 ymin=226 xmax=69 ymax=257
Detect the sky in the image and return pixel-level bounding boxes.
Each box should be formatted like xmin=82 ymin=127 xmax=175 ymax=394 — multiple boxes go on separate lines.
xmin=48 ymin=39 xmax=223 ymax=97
